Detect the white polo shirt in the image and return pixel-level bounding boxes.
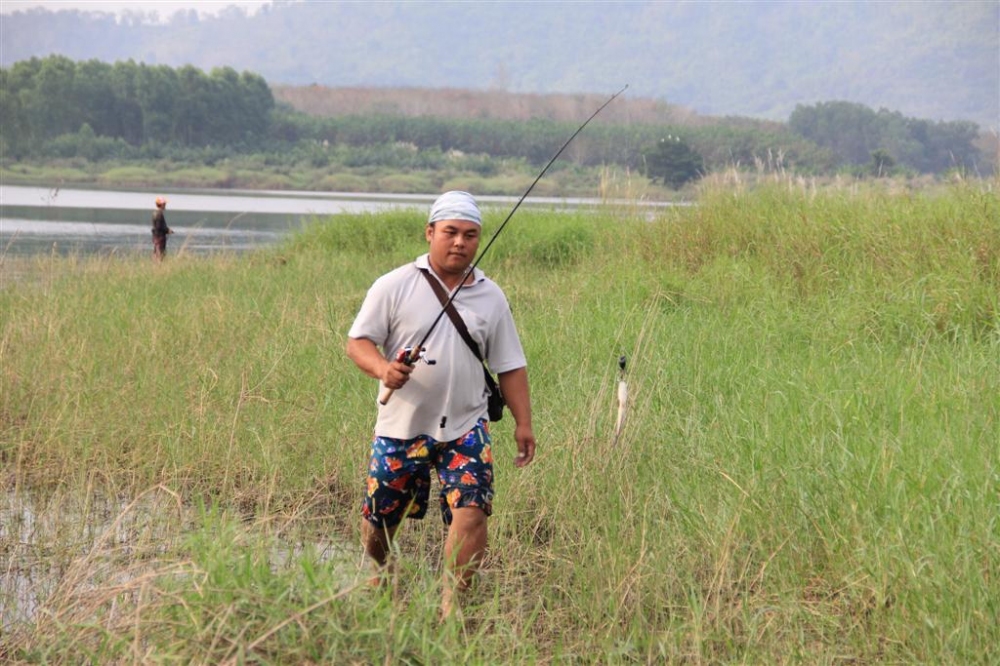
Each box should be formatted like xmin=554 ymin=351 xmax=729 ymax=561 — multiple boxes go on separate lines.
xmin=348 ymin=254 xmax=527 ymax=441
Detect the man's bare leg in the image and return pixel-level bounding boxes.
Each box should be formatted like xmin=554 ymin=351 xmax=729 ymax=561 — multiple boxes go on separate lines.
xmin=441 ymin=507 xmax=487 ymax=619
xmin=361 ymin=519 xmax=398 ymax=586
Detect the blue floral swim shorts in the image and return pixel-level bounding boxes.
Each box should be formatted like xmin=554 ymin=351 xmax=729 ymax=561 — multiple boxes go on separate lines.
xmin=362 ymin=419 xmax=494 ymax=528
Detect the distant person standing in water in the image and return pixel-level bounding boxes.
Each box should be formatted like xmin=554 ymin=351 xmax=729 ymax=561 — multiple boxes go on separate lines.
xmin=151 ymin=196 xmax=173 ymax=261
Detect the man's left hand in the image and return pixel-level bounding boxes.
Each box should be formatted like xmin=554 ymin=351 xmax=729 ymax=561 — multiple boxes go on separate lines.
xmin=513 ymin=424 xmax=535 ymax=467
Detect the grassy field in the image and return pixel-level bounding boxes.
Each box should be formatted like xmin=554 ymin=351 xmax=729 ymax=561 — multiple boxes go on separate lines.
xmin=1 ymin=180 xmax=997 ymax=663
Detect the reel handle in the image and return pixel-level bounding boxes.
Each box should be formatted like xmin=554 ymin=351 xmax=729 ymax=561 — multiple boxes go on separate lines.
xmin=378 ymin=347 xmax=418 ymax=405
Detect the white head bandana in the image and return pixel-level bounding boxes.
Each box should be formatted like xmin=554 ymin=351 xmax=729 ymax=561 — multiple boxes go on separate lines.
xmin=428 ymin=190 xmax=481 ymax=226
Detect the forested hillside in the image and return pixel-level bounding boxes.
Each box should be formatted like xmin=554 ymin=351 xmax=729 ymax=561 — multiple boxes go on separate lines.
xmin=2 ymin=2 xmax=996 ymax=129
xmin=4 ymin=56 xmax=990 ymax=185
xmin=0 ymin=56 xmax=996 ymax=192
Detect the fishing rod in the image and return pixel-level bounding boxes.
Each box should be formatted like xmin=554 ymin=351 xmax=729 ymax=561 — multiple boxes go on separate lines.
xmin=379 ymin=84 xmax=629 ymax=405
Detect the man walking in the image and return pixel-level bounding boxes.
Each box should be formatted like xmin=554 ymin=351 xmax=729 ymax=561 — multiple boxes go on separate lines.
xmin=346 ymin=190 xmax=536 ymax=618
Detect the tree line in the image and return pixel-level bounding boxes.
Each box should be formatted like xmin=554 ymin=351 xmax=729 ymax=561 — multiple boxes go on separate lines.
xmin=1 ymin=55 xmax=273 ymax=157
xmin=0 ymin=56 xmax=989 ymax=187
xmin=789 ymin=101 xmax=982 ymax=175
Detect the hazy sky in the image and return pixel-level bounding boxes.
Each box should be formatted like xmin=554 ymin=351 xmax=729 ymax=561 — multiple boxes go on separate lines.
xmin=0 ymin=1 xmax=273 ymax=18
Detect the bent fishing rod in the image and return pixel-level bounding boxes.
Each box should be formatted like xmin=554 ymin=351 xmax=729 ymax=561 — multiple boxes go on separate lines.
xmin=379 ymin=84 xmax=629 ymax=405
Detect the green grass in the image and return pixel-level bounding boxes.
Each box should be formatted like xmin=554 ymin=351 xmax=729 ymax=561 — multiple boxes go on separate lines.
xmin=1 ymin=181 xmax=997 ymax=663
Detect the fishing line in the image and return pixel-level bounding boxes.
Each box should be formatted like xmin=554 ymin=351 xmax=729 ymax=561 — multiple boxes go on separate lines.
xmin=379 ymin=84 xmax=628 ymax=404
xmin=420 ymin=84 xmax=628 ymax=349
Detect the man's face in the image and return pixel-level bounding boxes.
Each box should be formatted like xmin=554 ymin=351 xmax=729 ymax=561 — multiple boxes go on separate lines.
xmin=426 ymin=219 xmax=481 ymax=276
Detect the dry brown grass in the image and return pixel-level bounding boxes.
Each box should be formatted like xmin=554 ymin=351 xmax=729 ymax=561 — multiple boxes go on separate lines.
xmin=273 ymin=85 xmax=704 ymax=126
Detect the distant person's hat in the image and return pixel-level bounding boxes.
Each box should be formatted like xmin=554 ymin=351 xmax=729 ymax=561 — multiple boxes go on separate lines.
xmin=155 ymin=197 xmax=167 ymax=207
xmin=428 ymin=190 xmax=481 ymax=226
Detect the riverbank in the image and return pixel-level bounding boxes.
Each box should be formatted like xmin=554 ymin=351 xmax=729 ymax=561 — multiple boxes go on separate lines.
xmin=2 ymin=183 xmax=997 ymax=662
xmin=0 ymin=155 xmax=677 ymax=202
xmin=0 ymin=182 xmax=673 ymax=263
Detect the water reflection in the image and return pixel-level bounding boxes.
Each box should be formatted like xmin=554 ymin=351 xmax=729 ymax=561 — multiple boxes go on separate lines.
xmin=1 ymin=184 xmax=614 ymax=214
xmin=1 ymin=217 xmax=284 ymax=257
xmin=1 ymin=185 xmax=432 ymax=215
xmin=0 ymin=487 xmax=183 ymax=632
xmin=0 ymin=184 xmax=433 ymax=258
xmin=0 ymin=487 xmax=359 ymax=633
xmin=1 ymin=184 xmax=667 ymax=258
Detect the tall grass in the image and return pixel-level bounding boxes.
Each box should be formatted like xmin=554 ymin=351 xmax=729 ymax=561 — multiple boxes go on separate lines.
xmin=1 ymin=182 xmax=997 ymax=663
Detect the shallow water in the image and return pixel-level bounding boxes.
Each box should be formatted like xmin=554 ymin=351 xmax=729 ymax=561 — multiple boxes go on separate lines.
xmin=0 ymin=184 xmax=670 ymax=258
xmin=0 ymin=487 xmax=359 ymax=633
xmin=1 ymin=184 xmax=404 ymax=258
xmin=1 ymin=216 xmax=285 ymax=256
xmin=1 ymin=184 xmax=435 ymax=216
xmin=0 ymin=488 xmax=177 ymax=631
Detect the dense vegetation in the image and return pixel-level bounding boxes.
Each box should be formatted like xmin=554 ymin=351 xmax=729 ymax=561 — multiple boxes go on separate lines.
xmin=2 ymin=182 xmax=997 ymax=662
xmin=0 ymin=56 xmax=993 ymax=197
xmin=1 ymin=56 xmax=274 ymax=157
xmin=789 ymin=101 xmax=983 ymax=174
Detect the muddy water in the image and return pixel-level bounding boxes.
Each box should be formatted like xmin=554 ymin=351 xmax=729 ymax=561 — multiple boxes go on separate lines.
xmin=0 ymin=487 xmax=359 ymax=632
xmin=1 ymin=488 xmax=178 ymax=631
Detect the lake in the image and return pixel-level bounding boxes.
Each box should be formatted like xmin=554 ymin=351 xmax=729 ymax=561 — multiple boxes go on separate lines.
xmin=1 ymin=185 xmax=642 ymax=258
xmin=1 ymin=185 xmax=442 ymax=258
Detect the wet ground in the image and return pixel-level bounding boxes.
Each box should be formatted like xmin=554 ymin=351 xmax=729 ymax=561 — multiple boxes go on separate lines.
xmin=0 ymin=486 xmax=359 ymax=633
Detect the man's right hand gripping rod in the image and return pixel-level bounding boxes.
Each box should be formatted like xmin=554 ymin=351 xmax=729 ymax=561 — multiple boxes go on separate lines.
xmin=377 ymin=85 xmax=627 ymax=407
xmin=378 ymin=346 xmax=433 ymax=405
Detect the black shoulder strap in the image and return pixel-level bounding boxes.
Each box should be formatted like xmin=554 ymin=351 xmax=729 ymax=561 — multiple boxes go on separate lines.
xmin=418 ymin=268 xmax=501 ymax=401
xmin=418 ymin=267 xmax=485 ymax=363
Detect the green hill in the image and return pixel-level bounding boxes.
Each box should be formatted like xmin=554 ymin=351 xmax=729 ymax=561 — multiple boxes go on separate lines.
xmin=2 ymin=1 xmax=996 ymax=128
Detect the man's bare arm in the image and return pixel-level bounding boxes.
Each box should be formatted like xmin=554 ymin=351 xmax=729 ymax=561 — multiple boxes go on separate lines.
xmin=346 ymin=337 xmax=413 ymax=389
xmin=498 ymin=367 xmax=536 ymax=467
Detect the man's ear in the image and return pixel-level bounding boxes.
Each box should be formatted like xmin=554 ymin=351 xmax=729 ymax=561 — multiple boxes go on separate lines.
xmin=425 ymin=223 xmax=434 ymax=242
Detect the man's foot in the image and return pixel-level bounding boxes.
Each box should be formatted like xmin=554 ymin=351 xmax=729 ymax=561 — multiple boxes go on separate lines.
xmin=440 ymin=593 xmax=461 ymax=622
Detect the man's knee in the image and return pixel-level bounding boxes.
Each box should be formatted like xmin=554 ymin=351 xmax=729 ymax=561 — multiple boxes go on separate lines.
xmin=449 ymin=506 xmax=487 ymax=535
